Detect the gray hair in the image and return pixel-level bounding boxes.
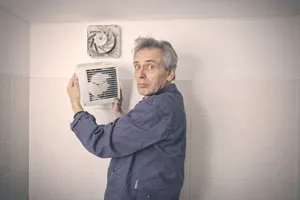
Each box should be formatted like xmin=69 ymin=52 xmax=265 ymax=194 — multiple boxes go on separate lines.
xmin=133 ymin=37 xmax=178 ymax=74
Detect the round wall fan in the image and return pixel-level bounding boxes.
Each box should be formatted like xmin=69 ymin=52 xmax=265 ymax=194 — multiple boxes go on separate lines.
xmin=87 ymin=25 xmax=121 ymax=58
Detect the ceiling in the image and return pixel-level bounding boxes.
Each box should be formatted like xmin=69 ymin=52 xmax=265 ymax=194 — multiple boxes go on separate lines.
xmin=0 ymin=0 xmax=299 ymax=23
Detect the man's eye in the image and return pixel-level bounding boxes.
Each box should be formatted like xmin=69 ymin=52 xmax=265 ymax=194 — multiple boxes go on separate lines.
xmin=147 ymin=65 xmax=154 ymax=69
xmin=135 ymin=65 xmax=141 ymax=70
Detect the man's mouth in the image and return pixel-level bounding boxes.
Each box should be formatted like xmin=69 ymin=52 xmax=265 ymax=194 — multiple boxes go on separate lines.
xmin=137 ymin=83 xmax=147 ymax=87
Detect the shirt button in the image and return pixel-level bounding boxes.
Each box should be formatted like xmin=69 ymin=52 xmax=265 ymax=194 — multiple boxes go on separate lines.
xmin=147 ymin=195 xmax=151 ymax=198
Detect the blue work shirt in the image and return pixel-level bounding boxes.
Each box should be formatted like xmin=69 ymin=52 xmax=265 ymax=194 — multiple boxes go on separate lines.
xmin=70 ymin=83 xmax=186 ymax=200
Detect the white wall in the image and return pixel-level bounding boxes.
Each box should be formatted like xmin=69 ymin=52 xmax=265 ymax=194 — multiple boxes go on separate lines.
xmin=0 ymin=7 xmax=30 ymax=200
xmin=30 ymin=17 xmax=299 ymax=200
xmin=296 ymin=14 xmax=300 ymax=200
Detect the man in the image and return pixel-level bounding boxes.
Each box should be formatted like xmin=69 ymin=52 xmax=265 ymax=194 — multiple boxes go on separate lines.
xmin=67 ymin=37 xmax=186 ymax=200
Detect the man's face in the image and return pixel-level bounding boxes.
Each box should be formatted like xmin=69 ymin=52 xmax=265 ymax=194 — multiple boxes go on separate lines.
xmin=133 ymin=48 xmax=175 ymax=96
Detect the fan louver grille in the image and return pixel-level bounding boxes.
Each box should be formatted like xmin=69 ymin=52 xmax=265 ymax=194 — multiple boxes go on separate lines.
xmin=86 ymin=67 xmax=118 ymax=101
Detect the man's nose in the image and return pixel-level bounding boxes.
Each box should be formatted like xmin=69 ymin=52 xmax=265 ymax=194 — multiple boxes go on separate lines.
xmin=136 ymin=68 xmax=146 ymax=79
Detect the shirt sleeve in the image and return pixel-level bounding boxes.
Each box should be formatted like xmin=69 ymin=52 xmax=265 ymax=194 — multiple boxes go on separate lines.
xmin=70 ymin=100 xmax=168 ymax=158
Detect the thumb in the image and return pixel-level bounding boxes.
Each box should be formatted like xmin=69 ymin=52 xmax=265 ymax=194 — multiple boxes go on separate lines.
xmin=74 ymin=75 xmax=78 ymax=86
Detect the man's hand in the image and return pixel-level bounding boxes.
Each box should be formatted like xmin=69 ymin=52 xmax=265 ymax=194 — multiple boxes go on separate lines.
xmin=112 ymin=89 xmax=124 ymax=118
xmin=67 ymin=73 xmax=84 ymax=114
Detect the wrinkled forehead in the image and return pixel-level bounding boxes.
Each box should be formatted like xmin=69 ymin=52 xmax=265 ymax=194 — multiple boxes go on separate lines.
xmin=134 ymin=48 xmax=164 ymax=65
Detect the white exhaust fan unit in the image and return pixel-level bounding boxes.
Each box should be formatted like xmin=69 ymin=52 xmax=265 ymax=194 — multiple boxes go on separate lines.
xmin=75 ymin=62 xmax=120 ymax=107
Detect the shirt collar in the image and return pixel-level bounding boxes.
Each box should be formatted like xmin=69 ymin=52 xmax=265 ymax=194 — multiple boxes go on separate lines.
xmin=142 ymin=83 xmax=177 ymax=100
xmin=155 ymin=83 xmax=177 ymax=95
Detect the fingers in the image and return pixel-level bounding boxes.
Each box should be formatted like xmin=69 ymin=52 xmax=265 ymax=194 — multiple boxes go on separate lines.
xmin=112 ymin=88 xmax=123 ymax=106
xmin=73 ymin=74 xmax=78 ymax=86
xmin=68 ymin=74 xmax=74 ymax=88
xmin=114 ymin=87 xmax=122 ymax=104
xmin=68 ymin=73 xmax=76 ymax=88
xmin=68 ymin=73 xmax=78 ymax=88
xmin=113 ymin=97 xmax=120 ymax=105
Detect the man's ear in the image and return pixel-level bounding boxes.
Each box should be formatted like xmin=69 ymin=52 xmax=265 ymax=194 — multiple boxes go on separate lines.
xmin=166 ymin=69 xmax=176 ymax=81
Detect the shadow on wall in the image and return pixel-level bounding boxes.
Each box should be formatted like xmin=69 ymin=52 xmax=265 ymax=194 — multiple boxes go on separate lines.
xmin=178 ymin=53 xmax=211 ymax=199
